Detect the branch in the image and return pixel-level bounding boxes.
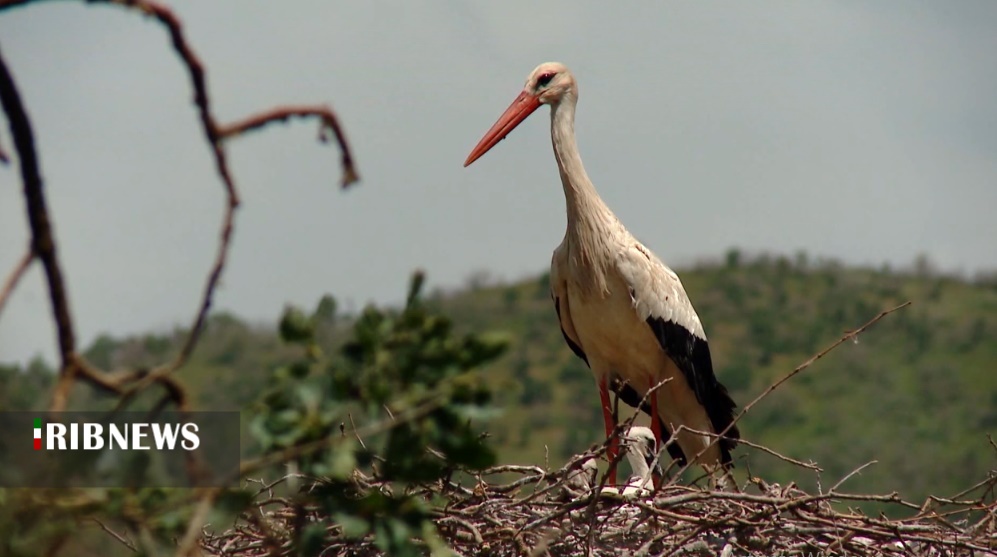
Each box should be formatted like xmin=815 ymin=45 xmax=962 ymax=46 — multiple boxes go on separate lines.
xmin=0 ymin=44 xmax=78 ymax=373
xmin=0 ymin=129 xmax=9 ymax=163
xmin=216 ymin=105 xmax=358 ymax=187
xmin=90 ymin=519 xmax=137 ymax=553
xmin=666 ymin=301 xmax=912 ymax=485
xmin=677 ymin=425 xmax=822 ymax=472
xmin=0 ymin=0 xmax=359 ymax=411
xmin=830 ymin=460 xmax=878 ymax=493
xmin=0 ymin=247 xmax=32 ymax=315
xmin=95 ymin=0 xmax=359 ymax=387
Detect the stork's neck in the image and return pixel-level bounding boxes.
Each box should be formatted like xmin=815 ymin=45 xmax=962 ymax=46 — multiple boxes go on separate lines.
xmin=625 ymin=448 xmax=651 ymax=481
xmin=549 ymin=97 xmax=610 ymax=230
xmin=550 ymin=96 xmax=618 ymax=291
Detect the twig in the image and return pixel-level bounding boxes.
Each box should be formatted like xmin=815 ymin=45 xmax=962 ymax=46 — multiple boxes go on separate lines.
xmin=675 ymin=426 xmax=822 ymax=472
xmin=90 ymin=518 xmax=137 ymax=553
xmin=830 ymin=460 xmax=878 ymax=493
xmin=667 ymin=301 xmax=912 ymax=485
xmin=175 ymin=489 xmax=220 ymax=557
xmin=0 ymin=247 xmax=32 ymax=315
xmin=216 ymin=105 xmax=358 ymax=188
xmin=0 ymin=128 xmax=9 ymax=163
xmin=348 ymin=412 xmax=367 ymax=450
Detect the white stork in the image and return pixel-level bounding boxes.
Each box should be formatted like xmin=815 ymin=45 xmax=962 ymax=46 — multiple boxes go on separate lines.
xmin=463 ymin=62 xmax=740 ymax=485
xmin=605 ymin=426 xmax=661 ymax=498
xmin=561 ymin=427 xmax=661 ymax=500
xmin=559 ymin=457 xmax=599 ymax=500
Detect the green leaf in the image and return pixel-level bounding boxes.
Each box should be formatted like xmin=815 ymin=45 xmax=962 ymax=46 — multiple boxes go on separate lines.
xmin=334 ymin=513 xmax=369 ymax=538
xmin=328 ymin=440 xmax=357 ymax=479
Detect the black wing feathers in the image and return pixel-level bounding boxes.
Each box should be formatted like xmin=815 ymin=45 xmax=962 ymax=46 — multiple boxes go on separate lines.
xmin=646 ymin=317 xmax=740 ymax=464
xmin=554 ymin=297 xmax=588 ymax=365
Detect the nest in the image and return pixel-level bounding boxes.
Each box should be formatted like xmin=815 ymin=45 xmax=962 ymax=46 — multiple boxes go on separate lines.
xmin=202 ymin=454 xmax=997 ymax=557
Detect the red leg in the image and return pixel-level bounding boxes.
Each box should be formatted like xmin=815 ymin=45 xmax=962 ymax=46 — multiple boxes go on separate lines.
xmin=649 ymin=376 xmax=663 ymax=489
xmin=598 ymin=376 xmax=618 ymax=486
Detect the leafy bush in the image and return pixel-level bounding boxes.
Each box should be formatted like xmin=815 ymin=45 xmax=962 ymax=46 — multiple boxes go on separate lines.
xmin=247 ymin=272 xmax=508 ymax=556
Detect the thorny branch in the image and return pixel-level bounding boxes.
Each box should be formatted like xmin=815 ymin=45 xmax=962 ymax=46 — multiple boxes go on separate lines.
xmin=0 ymin=0 xmax=359 ymax=414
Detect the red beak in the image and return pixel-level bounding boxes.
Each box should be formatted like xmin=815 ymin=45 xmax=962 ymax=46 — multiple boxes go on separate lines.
xmin=463 ymin=91 xmax=542 ymax=167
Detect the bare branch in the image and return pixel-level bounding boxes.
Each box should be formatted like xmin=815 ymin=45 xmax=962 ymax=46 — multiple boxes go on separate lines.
xmin=90 ymin=519 xmax=137 ymax=553
xmin=0 ymin=0 xmax=359 ymax=412
xmin=216 ymin=105 xmax=359 ymax=188
xmin=0 ymin=130 xmax=9 ymax=163
xmin=677 ymin=425 xmax=822 ymax=472
xmin=0 ymin=247 xmax=32 ymax=316
xmin=0 ymin=44 xmax=78 ymax=392
xmin=666 ymin=301 xmax=912 ymax=485
xmin=830 ymin=460 xmax=878 ymax=493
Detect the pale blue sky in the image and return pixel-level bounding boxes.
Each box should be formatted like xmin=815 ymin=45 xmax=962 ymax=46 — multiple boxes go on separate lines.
xmin=2 ymin=1 xmax=996 ymax=365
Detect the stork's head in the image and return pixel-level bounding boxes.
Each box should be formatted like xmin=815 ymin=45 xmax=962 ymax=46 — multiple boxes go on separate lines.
xmin=622 ymin=426 xmax=663 ymax=478
xmin=525 ymin=61 xmax=576 ymax=105
xmin=463 ymin=61 xmax=576 ymax=167
xmin=622 ymin=427 xmax=658 ymax=460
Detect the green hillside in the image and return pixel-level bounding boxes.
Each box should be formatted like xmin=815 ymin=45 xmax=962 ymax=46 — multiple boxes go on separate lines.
xmin=428 ymin=253 xmax=997 ymax=500
xmin=3 ymin=253 xmax=995 ymax=507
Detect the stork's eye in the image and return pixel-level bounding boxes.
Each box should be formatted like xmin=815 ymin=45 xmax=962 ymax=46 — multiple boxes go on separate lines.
xmin=537 ymin=72 xmax=556 ymax=87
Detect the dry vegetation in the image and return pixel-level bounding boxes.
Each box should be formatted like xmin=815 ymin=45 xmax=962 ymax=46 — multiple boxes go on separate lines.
xmin=203 ymin=461 xmax=997 ymax=557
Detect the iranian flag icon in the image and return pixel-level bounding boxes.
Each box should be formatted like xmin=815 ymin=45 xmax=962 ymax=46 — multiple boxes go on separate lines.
xmin=33 ymin=418 xmax=42 ymax=450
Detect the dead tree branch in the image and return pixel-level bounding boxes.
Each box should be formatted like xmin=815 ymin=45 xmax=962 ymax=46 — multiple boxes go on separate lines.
xmin=0 ymin=44 xmax=79 ymax=392
xmin=0 ymin=0 xmax=359 ymax=413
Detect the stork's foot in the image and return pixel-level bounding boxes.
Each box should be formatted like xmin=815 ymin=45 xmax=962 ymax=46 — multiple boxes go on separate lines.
xmin=647 ymin=377 xmax=664 ymax=490
xmin=599 ymin=376 xmax=619 ymax=486
xmin=606 ymin=439 xmax=619 ymax=487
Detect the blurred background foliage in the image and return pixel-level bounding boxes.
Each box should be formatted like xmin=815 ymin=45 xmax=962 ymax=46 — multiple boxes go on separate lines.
xmin=1 ymin=253 xmax=996 ymax=555
xmin=0 ymin=273 xmax=508 ymax=557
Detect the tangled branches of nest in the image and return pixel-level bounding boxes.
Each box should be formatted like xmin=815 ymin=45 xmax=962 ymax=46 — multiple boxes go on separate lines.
xmin=203 ymin=450 xmax=997 ymax=557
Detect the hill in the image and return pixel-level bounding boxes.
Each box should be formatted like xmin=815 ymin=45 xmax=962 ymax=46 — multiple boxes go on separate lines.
xmin=3 ymin=252 xmax=995 ymax=506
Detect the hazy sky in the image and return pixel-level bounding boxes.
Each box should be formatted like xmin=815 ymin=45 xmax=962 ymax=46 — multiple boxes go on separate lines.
xmin=2 ymin=1 xmax=995 ymax=366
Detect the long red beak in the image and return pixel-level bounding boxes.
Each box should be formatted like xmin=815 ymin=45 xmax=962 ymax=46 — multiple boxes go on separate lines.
xmin=463 ymin=91 xmax=542 ymax=167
